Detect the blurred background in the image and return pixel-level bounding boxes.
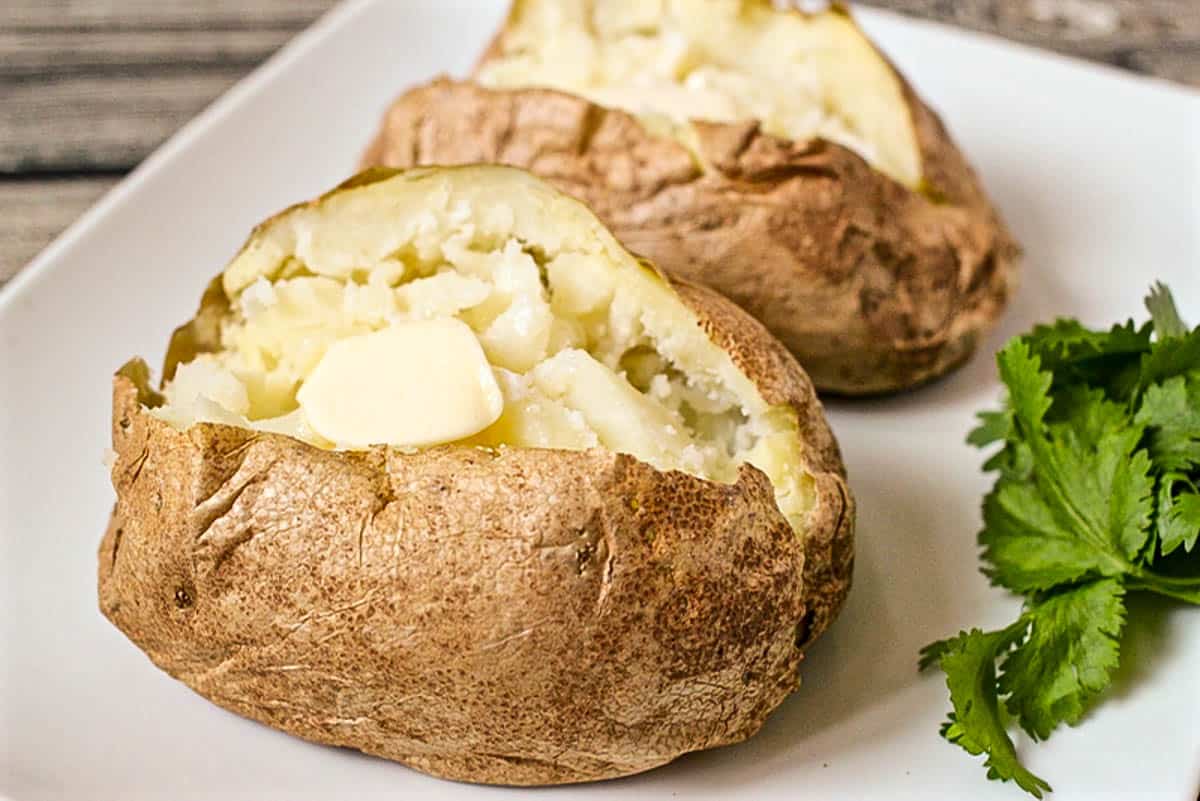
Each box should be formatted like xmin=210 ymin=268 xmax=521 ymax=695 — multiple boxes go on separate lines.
xmin=2 ymin=0 xmax=1197 ymax=285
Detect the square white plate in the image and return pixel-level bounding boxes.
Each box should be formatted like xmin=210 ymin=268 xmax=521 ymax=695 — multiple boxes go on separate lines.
xmin=2 ymin=2 xmax=1198 ymax=799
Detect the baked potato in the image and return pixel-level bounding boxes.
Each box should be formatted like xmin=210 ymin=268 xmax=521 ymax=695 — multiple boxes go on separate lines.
xmin=361 ymin=0 xmax=1020 ymax=395
xmin=99 ymin=166 xmax=854 ymax=785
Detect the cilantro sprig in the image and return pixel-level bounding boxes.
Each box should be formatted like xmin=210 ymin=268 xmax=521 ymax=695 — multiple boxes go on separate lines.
xmin=921 ymin=283 xmax=1200 ymax=796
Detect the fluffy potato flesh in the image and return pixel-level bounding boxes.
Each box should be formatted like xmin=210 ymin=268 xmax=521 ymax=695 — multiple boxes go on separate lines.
xmin=477 ymin=0 xmax=921 ymax=186
xmin=153 ymin=166 xmax=814 ymax=533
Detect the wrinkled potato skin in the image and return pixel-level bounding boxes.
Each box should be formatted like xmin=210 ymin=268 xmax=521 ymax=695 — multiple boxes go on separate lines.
xmin=99 ymin=259 xmax=853 ymax=783
xmin=361 ymin=43 xmax=1019 ymax=395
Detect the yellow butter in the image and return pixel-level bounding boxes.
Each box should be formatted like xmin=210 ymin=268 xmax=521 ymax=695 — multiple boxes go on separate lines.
xmin=297 ymin=318 xmax=503 ymax=448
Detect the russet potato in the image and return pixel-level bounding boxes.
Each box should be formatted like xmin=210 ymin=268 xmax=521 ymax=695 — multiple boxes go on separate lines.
xmin=99 ymin=166 xmax=854 ymax=785
xmin=361 ymin=0 xmax=1020 ymax=394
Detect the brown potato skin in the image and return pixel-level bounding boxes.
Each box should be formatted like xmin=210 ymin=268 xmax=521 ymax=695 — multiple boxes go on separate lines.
xmin=361 ymin=57 xmax=1019 ymax=395
xmin=99 ymin=277 xmax=853 ymax=785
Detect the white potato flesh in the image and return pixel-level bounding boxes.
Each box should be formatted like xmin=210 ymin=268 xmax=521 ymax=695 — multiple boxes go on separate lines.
xmin=465 ymin=369 xmax=600 ymax=452
xmin=477 ymin=0 xmax=922 ymax=187
xmin=153 ymin=167 xmax=815 ymax=533
xmin=531 ymin=348 xmax=699 ymax=472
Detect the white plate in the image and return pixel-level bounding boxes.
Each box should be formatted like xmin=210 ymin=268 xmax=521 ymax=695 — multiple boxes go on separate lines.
xmin=2 ymin=2 xmax=1198 ymax=800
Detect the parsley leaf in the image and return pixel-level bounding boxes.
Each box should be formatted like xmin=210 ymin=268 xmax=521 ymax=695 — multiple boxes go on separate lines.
xmin=968 ymin=409 xmax=1012 ymax=449
xmin=1136 ymin=330 xmax=1200 ymax=394
xmin=999 ymin=580 xmax=1125 ymax=741
xmin=999 ymin=341 xmax=1053 ymax=432
xmin=1135 ymin=375 xmax=1200 ymax=472
xmin=1156 ymin=474 xmax=1200 ymax=556
xmin=925 ymin=626 xmax=1052 ymax=799
xmin=981 ymin=481 xmax=1116 ymax=591
xmin=1134 ymin=284 xmax=1200 ymax=391
xmin=923 ymin=283 xmax=1200 ymax=796
xmin=983 ymin=342 xmax=1154 ymax=585
xmin=1145 ymin=282 xmax=1187 ymax=339
xmin=1024 ymin=319 xmax=1151 ymax=401
xmin=1023 ymin=319 xmax=1151 ymax=368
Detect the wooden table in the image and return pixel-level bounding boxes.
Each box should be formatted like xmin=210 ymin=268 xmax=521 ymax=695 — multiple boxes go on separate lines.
xmin=2 ymin=0 xmax=1198 ymax=285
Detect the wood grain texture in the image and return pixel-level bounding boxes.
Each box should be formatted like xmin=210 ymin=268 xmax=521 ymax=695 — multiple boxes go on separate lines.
xmin=1 ymin=0 xmax=1197 ymax=284
xmin=857 ymin=0 xmax=1200 ymax=85
xmin=2 ymin=0 xmax=332 ymax=29
xmin=2 ymin=71 xmax=247 ymax=172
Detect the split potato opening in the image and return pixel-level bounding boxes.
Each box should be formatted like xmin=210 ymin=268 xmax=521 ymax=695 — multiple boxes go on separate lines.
xmin=152 ymin=166 xmax=814 ymax=534
xmin=477 ymin=0 xmax=921 ymax=186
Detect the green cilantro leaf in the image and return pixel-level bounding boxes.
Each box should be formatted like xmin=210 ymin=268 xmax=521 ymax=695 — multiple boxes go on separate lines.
xmin=1137 ymin=331 xmax=1200 ymax=393
xmin=1045 ymin=384 xmax=1121 ymax=432
xmin=1145 ymin=282 xmax=1188 ymax=339
xmin=999 ymin=580 xmax=1126 ymax=741
xmin=1135 ymin=286 xmax=1200 ymax=391
xmin=968 ymin=409 xmax=1012 ymax=449
xmin=918 ymin=636 xmax=955 ymax=672
xmin=1024 ymin=319 xmax=1151 ymax=367
xmin=924 ymin=626 xmax=1052 ymax=798
xmin=924 ymin=283 xmax=1200 ymax=796
xmin=981 ymin=343 xmax=1154 ymax=589
xmin=1156 ymin=474 xmax=1200 ymax=556
xmin=998 ymin=341 xmax=1054 ymax=432
xmin=1023 ymin=319 xmax=1151 ymax=401
xmin=1135 ymin=375 xmax=1200 ymax=471
xmin=1028 ymin=407 xmax=1153 ymax=564
xmin=981 ymin=481 xmax=1119 ymax=591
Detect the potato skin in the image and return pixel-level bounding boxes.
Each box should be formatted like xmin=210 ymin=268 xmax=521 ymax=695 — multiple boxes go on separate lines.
xmin=361 ymin=61 xmax=1019 ymax=395
xmin=99 ymin=277 xmax=853 ymax=785
xmin=675 ymin=281 xmax=853 ymax=643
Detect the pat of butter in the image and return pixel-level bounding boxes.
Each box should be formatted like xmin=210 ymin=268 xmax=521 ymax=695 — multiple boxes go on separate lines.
xmin=297 ymin=319 xmax=503 ymax=449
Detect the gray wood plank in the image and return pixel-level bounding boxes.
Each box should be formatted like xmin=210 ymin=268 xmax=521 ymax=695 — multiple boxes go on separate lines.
xmin=1 ymin=71 xmax=247 ymax=172
xmin=1123 ymin=44 xmax=1200 ymax=87
xmin=857 ymin=0 xmax=1200 ymax=79
xmin=0 ymin=2 xmax=333 ymax=173
xmin=0 ymin=28 xmax=299 ymax=78
xmin=2 ymin=0 xmax=333 ymax=30
xmin=0 ymin=177 xmax=120 ymax=285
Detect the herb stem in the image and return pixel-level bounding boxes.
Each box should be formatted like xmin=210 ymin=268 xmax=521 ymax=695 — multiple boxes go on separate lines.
xmin=1128 ymin=573 xmax=1200 ymax=604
